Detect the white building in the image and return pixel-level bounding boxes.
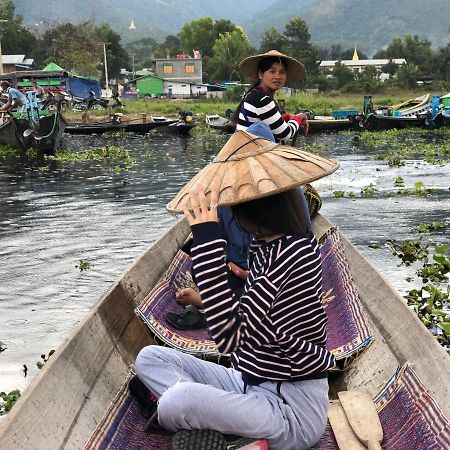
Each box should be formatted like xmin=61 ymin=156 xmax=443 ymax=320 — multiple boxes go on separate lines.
xmin=319 ymin=50 xmax=407 ymax=82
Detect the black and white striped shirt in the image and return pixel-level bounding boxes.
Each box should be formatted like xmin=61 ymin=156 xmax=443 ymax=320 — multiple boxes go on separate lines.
xmin=236 ymin=89 xmax=299 ymax=142
xmin=190 ymin=221 xmax=336 ymax=385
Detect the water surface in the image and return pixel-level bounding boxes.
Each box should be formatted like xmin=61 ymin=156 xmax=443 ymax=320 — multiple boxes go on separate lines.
xmin=0 ymin=129 xmax=449 ymax=394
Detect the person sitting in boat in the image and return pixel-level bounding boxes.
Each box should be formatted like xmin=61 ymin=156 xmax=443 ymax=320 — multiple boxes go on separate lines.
xmin=0 ymin=81 xmax=27 ymax=113
xmin=86 ymin=90 xmax=97 ymax=109
xmin=133 ymin=131 xmax=338 ymax=450
xmin=232 ymin=50 xmax=309 ymax=141
xmin=31 ymin=81 xmax=45 ymax=101
xmin=173 ymin=121 xmax=314 ymax=318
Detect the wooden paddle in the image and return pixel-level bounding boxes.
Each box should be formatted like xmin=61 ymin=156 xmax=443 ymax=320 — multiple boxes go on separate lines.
xmin=328 ymin=400 xmax=366 ymax=450
xmin=338 ymin=391 xmax=383 ymax=450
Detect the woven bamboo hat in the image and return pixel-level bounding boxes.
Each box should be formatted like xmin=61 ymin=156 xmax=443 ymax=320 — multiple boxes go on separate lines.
xmin=167 ymin=131 xmax=339 ymax=212
xmin=239 ymin=50 xmax=306 ymax=82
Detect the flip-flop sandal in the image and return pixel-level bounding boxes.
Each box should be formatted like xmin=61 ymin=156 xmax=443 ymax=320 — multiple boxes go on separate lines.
xmin=165 ymin=305 xmax=207 ymax=330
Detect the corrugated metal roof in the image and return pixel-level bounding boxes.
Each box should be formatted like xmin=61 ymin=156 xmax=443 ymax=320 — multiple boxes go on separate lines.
xmin=319 ymin=59 xmax=406 ymax=67
xmin=2 ymin=55 xmax=26 ymax=64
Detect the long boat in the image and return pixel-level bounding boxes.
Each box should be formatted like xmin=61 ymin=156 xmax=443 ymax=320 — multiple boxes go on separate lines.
xmin=363 ymin=113 xmax=427 ymax=131
xmin=308 ymin=116 xmax=355 ymax=133
xmin=390 ymin=94 xmax=431 ymax=116
xmin=65 ymin=118 xmax=180 ymax=135
xmin=0 ymin=214 xmax=448 ymax=449
xmin=0 ymin=111 xmax=67 ymax=153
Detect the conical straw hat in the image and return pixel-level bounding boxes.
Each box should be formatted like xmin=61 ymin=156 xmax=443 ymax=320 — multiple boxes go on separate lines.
xmin=167 ymin=131 xmax=339 ymax=213
xmin=239 ymin=50 xmax=306 ymax=82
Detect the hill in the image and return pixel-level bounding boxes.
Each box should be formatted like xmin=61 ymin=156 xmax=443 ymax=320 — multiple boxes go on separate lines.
xmin=244 ymin=0 xmax=450 ymax=55
xmin=14 ymin=0 xmax=278 ymax=43
xmin=13 ymin=0 xmax=450 ymax=53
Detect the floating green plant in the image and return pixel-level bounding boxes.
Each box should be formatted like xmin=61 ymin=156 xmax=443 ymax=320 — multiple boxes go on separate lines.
xmin=0 ymin=390 xmax=21 ymax=414
xmin=394 ymin=176 xmax=404 ymax=187
xmin=0 ymin=341 xmax=6 ymax=352
xmin=416 ymin=220 xmax=449 ymax=235
xmin=46 ymin=146 xmax=134 ymax=164
xmin=361 ymin=183 xmax=377 ymax=197
xmin=385 ymin=238 xmax=429 ymax=265
xmin=333 ymin=190 xmax=345 ymax=198
xmin=76 ymin=259 xmax=91 ymax=271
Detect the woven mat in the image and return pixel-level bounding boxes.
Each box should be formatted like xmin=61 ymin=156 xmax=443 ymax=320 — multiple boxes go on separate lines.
xmin=314 ymin=362 xmax=450 ymax=449
xmin=136 ymin=226 xmax=372 ymax=362
xmin=84 ymin=374 xmax=173 ymax=450
xmin=319 ymin=227 xmax=373 ymax=364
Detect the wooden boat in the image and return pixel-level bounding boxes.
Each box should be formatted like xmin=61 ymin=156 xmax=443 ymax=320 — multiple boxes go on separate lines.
xmin=205 ymin=114 xmax=235 ymax=132
xmin=0 ymin=111 xmax=67 ymax=153
xmin=65 ymin=121 xmax=118 ymax=135
xmin=0 ymin=214 xmax=448 ymax=449
xmin=363 ymin=113 xmax=427 ymax=131
xmin=118 ymin=117 xmax=179 ymax=134
xmin=156 ymin=120 xmax=197 ymax=135
xmin=308 ymin=116 xmax=355 ymax=133
xmin=390 ymin=94 xmax=431 ymax=116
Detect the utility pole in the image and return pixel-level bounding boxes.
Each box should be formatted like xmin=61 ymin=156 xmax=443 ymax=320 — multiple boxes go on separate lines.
xmin=102 ymin=42 xmax=109 ymax=90
xmin=0 ymin=20 xmax=8 ymax=76
xmin=129 ymin=53 xmax=136 ymax=79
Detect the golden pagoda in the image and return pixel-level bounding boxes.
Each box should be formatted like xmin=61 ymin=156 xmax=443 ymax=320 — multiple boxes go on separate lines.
xmin=352 ymin=46 xmax=359 ymax=61
xmin=129 ymin=19 xmax=136 ymax=30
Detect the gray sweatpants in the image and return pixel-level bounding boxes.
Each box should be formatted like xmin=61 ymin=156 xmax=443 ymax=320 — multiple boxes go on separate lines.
xmin=135 ymin=346 xmax=329 ymax=450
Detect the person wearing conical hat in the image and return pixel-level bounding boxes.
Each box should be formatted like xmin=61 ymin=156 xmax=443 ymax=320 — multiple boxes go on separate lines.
xmin=231 ymin=50 xmax=309 ymax=142
xmin=135 ymin=131 xmax=339 ymax=450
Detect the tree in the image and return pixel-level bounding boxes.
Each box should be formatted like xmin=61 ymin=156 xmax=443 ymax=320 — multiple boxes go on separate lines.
xmin=152 ymin=35 xmax=183 ymax=58
xmin=434 ymin=43 xmax=450 ymax=81
xmin=179 ymin=17 xmax=215 ymax=59
xmin=396 ymin=63 xmax=420 ymax=89
xmin=0 ymin=0 xmax=36 ymax=56
xmin=385 ymin=34 xmax=434 ymax=74
xmin=259 ymin=27 xmax=287 ymax=53
xmin=209 ymin=28 xmax=250 ymax=81
xmin=332 ymin=62 xmax=355 ymax=89
xmin=128 ymin=37 xmax=158 ymax=70
xmin=283 ymin=17 xmax=319 ymax=78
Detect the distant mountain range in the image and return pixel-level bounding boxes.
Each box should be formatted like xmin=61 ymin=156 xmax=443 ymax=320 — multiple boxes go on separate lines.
xmin=14 ymin=0 xmax=450 ymax=54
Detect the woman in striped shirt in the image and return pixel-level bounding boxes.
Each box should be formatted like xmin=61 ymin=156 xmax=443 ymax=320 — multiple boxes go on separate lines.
xmin=234 ymin=50 xmax=309 ymax=142
xmin=135 ymin=132 xmax=338 ymax=450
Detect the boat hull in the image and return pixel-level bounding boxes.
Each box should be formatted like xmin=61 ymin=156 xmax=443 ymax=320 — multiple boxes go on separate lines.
xmin=0 ymin=215 xmax=448 ymax=449
xmin=0 ymin=113 xmax=67 ymax=153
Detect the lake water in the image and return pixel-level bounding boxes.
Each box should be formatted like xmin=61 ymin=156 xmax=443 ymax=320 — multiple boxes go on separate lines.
xmin=0 ymin=129 xmax=449 ymax=395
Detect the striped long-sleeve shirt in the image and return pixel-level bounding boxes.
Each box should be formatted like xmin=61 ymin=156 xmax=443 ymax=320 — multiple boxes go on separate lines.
xmin=236 ymin=88 xmax=299 ymax=142
xmin=190 ymin=221 xmax=336 ymax=385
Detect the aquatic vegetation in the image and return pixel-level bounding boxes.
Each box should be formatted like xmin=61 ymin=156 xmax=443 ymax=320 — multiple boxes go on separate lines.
xmin=368 ymin=242 xmax=381 ymax=249
xmin=36 ymin=350 xmax=55 ymax=369
xmin=385 ymin=222 xmax=450 ymax=352
xmin=333 ymin=190 xmax=345 ymax=198
xmin=361 ymin=183 xmax=377 ymax=197
xmin=416 ymin=220 xmax=449 ymax=235
xmin=46 ymin=145 xmax=134 ymax=164
xmin=0 ymin=390 xmax=21 ymax=414
xmin=0 ymin=341 xmax=6 ymax=352
xmin=302 ymin=143 xmax=326 ymax=154
xmin=394 ymin=176 xmax=404 ymax=187
xmin=357 ymin=128 xmax=450 ymax=166
xmin=76 ymin=259 xmax=91 ymax=271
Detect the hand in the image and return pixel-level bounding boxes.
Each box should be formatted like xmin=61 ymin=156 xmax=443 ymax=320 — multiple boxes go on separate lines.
xmin=181 ymin=182 xmax=219 ymax=226
xmin=176 ymin=288 xmax=203 ymax=308
xmin=281 ymin=113 xmax=291 ymax=122
xmin=301 ymin=118 xmax=309 ymax=135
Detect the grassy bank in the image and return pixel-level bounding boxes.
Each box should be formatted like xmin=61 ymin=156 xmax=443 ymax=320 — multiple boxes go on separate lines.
xmin=63 ymin=89 xmax=432 ymax=122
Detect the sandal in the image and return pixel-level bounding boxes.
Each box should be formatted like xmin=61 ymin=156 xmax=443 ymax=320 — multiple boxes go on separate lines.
xmin=165 ymin=305 xmax=207 ymax=330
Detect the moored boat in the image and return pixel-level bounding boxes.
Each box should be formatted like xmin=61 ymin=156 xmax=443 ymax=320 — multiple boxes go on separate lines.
xmin=0 ymin=214 xmax=448 ymax=449
xmin=308 ymin=116 xmax=355 ymax=133
xmin=0 ymin=111 xmax=67 ymax=153
xmin=205 ymin=114 xmax=235 ymax=132
xmin=64 ymin=121 xmax=118 ymax=135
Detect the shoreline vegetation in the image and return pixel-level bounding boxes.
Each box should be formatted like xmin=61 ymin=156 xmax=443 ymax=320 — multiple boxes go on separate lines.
xmin=63 ymin=89 xmax=435 ymax=122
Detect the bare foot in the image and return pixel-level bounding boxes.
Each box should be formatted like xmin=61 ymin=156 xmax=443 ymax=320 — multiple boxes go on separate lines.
xmin=175 ymin=288 xmax=203 ymax=309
